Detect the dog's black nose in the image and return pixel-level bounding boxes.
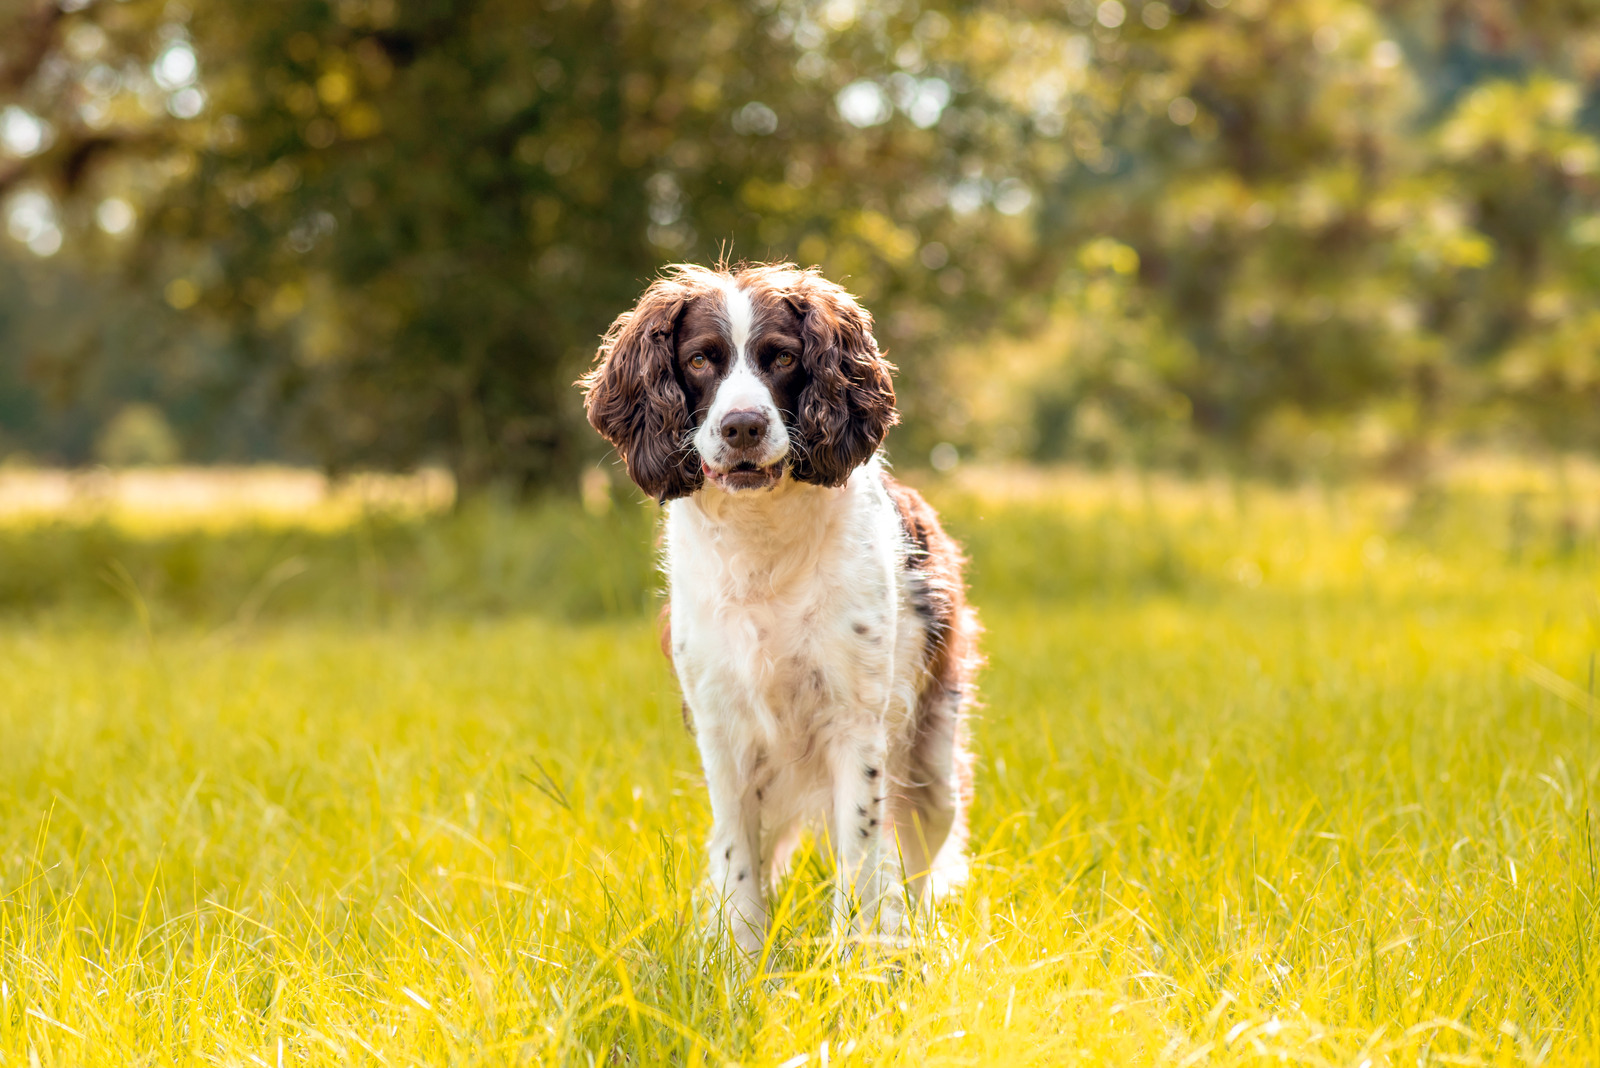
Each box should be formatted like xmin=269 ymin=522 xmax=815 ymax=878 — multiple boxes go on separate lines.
xmin=720 ymin=410 xmax=767 ymax=450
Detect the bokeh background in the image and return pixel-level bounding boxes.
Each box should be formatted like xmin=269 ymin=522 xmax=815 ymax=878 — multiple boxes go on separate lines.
xmin=6 ymin=6 xmax=1600 ymax=1063
xmin=3 ymin=0 xmax=1598 ymax=489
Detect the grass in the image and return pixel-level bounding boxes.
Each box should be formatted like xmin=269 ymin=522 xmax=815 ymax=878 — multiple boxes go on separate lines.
xmin=1 ymin=463 xmax=1598 ymax=1065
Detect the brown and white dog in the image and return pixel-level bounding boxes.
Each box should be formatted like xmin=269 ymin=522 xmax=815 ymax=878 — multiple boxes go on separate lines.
xmin=580 ymin=262 xmax=978 ymax=953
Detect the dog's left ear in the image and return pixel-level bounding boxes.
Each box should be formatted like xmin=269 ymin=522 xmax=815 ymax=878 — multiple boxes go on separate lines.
xmin=787 ymin=273 xmax=898 ymax=487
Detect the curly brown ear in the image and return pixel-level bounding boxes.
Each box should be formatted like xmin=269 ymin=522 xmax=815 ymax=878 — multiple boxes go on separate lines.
xmin=788 ymin=273 xmax=899 ymax=487
xmin=579 ymin=276 xmax=704 ymax=502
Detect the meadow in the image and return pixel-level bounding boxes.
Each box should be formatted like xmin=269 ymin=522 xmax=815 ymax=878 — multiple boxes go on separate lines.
xmin=1 ymin=462 xmax=1597 ymax=1066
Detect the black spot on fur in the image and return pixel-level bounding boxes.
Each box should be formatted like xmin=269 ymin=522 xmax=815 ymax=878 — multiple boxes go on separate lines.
xmin=856 ymin=804 xmax=868 ymax=817
xmin=737 ymin=869 xmax=748 ymax=881
xmin=725 ymin=847 xmax=733 ymax=860
xmin=905 ymin=571 xmax=943 ymax=637
xmin=885 ymin=476 xmax=964 ymax=675
xmin=852 ymin=622 xmax=870 ymax=635
xmin=865 ymin=767 xmax=879 ymax=779
xmin=869 ymin=818 xmax=878 ymax=826
xmin=859 ymin=827 xmax=870 ymax=838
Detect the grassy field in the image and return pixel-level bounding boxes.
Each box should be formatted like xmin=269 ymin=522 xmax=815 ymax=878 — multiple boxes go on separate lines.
xmin=1 ymin=463 xmax=1598 ymax=1065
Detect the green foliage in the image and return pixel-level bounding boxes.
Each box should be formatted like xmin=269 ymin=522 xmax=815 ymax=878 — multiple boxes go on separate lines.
xmin=942 ymin=1 xmax=1600 ymax=467
xmin=4 ymin=0 xmax=1600 ymax=478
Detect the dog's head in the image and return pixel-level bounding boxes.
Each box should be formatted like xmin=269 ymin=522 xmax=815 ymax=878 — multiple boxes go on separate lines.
xmin=579 ymin=263 xmax=898 ymax=502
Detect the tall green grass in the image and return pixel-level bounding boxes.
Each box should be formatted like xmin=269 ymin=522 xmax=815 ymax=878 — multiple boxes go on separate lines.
xmin=0 ymin=469 xmax=1596 ymax=1064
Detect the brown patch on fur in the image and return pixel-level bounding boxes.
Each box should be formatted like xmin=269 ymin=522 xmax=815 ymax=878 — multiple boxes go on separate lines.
xmin=705 ymin=262 xmax=897 ymax=487
xmin=883 ymin=476 xmax=969 ymax=685
xmin=581 ymin=262 xmax=898 ymax=502
xmin=884 ymin=474 xmax=980 ymax=810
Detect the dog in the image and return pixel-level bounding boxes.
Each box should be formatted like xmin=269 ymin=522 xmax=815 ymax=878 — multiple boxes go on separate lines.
xmin=580 ymin=262 xmax=978 ymax=953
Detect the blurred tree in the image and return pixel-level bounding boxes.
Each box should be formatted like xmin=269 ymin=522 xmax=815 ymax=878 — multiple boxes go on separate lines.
xmin=947 ymin=0 xmax=1600 ymax=468
xmin=0 ymin=0 xmax=1019 ymax=484
xmin=2 ymin=0 xmax=1599 ymax=481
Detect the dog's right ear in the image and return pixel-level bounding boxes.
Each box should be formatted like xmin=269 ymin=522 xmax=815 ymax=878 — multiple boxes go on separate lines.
xmin=579 ymin=277 xmax=705 ymax=502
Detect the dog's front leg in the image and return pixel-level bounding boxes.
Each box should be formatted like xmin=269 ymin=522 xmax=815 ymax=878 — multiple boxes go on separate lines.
xmin=698 ymin=728 xmax=766 ymax=956
xmin=827 ymin=731 xmax=905 ymax=946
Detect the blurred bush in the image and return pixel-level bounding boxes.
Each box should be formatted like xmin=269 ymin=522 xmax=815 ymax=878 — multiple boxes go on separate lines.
xmin=95 ymin=403 xmax=180 ymax=466
xmin=4 ymin=463 xmax=1594 ymax=625
xmin=0 ymin=493 xmax=662 ymax=622
xmin=3 ymin=0 xmax=1600 ymax=483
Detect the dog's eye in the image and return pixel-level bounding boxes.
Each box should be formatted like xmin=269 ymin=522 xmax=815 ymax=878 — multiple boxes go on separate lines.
xmin=687 ymin=353 xmax=709 ymax=370
xmin=773 ymin=351 xmax=796 ymax=368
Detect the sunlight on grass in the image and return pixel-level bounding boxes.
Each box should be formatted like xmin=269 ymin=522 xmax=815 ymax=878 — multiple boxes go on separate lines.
xmin=1 ymin=467 xmax=1597 ymax=1064
xmin=0 ymin=466 xmax=455 ymax=533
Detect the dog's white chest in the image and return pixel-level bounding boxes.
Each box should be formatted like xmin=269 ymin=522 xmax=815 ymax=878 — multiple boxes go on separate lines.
xmin=665 ymin=473 xmax=901 ymax=746
xmin=706 ymin=577 xmax=879 ymax=728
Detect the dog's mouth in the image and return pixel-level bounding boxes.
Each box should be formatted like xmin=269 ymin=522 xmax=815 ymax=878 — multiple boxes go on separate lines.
xmin=703 ymin=459 xmax=783 ymax=492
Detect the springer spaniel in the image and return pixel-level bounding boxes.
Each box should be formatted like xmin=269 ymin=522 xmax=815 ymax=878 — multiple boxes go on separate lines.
xmin=580 ymin=263 xmax=978 ymax=953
